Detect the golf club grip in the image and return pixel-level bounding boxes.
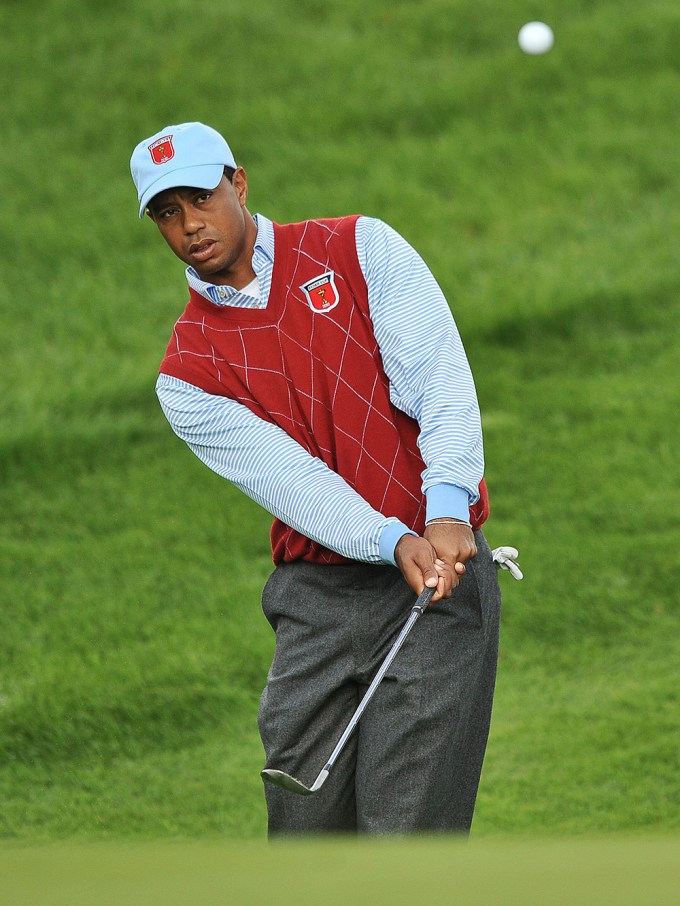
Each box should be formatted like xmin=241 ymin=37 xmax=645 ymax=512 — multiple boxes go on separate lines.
xmin=414 ymin=585 xmax=436 ymax=612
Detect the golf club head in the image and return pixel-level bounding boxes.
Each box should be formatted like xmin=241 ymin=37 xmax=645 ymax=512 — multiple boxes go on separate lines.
xmin=261 ymin=767 xmax=329 ymax=796
xmin=261 ymin=768 xmax=315 ymax=795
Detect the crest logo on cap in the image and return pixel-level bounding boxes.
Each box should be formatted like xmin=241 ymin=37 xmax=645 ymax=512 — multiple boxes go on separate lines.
xmin=300 ymin=271 xmax=340 ymax=313
xmin=148 ymin=135 xmax=175 ymax=165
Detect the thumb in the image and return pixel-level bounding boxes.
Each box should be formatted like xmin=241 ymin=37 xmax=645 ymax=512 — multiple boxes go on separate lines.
xmin=423 ymin=566 xmax=439 ymax=589
xmin=409 ymin=544 xmax=439 ymax=591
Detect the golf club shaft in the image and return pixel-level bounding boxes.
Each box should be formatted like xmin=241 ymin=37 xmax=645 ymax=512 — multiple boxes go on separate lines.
xmin=320 ymin=585 xmax=435 ymax=774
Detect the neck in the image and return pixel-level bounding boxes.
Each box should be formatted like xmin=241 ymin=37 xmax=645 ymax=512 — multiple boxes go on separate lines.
xmin=208 ymin=210 xmax=258 ymax=289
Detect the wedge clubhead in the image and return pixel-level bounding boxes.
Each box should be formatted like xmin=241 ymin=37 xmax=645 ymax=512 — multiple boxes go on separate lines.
xmin=261 ymin=767 xmax=330 ymax=796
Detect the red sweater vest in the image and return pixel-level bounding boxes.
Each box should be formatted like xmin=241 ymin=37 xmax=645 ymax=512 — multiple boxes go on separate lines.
xmin=160 ymin=216 xmax=489 ymax=564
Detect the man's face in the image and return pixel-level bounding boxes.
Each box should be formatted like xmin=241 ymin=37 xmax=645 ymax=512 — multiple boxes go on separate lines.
xmin=147 ymin=170 xmax=253 ymax=285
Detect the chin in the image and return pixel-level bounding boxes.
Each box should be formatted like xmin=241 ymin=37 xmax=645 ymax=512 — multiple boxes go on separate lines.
xmin=192 ymin=261 xmax=221 ymax=282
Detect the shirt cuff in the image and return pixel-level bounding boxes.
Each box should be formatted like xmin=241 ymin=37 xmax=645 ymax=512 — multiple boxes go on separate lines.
xmin=425 ymin=483 xmax=472 ymax=524
xmin=379 ymin=520 xmax=417 ymax=566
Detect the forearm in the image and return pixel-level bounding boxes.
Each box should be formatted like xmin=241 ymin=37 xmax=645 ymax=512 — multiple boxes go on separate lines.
xmin=157 ymin=375 xmax=413 ymax=563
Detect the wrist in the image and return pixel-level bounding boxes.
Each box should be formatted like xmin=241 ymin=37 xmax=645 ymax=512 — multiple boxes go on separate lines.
xmin=425 ymin=517 xmax=471 ymax=527
xmin=379 ymin=520 xmax=417 ymax=566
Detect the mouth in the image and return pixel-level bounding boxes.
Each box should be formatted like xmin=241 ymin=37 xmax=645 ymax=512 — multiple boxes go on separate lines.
xmin=189 ymin=239 xmax=217 ymax=262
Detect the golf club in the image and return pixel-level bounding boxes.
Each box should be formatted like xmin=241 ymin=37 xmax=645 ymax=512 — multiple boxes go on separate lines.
xmin=261 ymin=584 xmax=436 ymax=796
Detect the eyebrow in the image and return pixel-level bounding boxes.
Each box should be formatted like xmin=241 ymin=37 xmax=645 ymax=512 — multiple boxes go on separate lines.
xmin=148 ymin=195 xmax=178 ymax=214
xmin=150 ymin=187 xmax=214 ymax=213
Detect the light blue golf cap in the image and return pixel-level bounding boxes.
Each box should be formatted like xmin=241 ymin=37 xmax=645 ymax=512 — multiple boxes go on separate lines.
xmin=130 ymin=122 xmax=237 ymax=218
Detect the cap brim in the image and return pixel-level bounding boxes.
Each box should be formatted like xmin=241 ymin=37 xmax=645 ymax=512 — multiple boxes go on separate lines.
xmin=139 ymin=163 xmax=225 ymax=218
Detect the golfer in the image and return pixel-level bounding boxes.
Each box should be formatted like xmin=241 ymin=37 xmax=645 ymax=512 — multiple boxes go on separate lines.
xmin=130 ymin=122 xmax=502 ymax=835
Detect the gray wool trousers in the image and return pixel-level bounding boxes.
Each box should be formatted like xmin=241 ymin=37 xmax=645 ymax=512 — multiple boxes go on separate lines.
xmin=258 ymin=530 xmax=501 ymax=835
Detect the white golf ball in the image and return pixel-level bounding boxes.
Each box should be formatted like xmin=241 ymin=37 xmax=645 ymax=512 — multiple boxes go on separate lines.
xmin=518 ymin=21 xmax=554 ymax=55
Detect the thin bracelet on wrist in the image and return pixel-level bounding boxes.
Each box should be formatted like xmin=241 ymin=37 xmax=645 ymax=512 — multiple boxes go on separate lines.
xmin=425 ymin=517 xmax=472 ymax=527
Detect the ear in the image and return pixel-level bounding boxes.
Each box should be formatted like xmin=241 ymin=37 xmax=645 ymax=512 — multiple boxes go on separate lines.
xmin=145 ymin=208 xmax=156 ymax=222
xmin=232 ymin=167 xmax=249 ymax=206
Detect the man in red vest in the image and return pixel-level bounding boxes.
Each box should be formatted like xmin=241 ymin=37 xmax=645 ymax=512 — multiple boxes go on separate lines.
xmin=131 ymin=122 xmax=502 ymax=835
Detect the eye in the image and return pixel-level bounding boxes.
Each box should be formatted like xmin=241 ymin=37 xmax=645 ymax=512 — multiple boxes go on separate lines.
xmin=195 ymin=191 xmax=212 ymax=204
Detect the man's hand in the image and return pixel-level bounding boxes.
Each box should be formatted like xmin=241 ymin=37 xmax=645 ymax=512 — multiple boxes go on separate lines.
xmin=394 ymin=534 xmax=454 ymax=604
xmin=423 ymin=521 xmax=477 ymax=590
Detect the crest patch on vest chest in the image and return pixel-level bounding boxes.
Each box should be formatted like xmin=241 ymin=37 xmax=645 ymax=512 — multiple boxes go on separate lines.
xmin=300 ymin=271 xmax=340 ymax=313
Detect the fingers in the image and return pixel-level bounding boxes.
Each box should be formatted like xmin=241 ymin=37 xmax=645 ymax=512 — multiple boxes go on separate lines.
xmin=395 ymin=535 xmax=453 ymax=603
xmin=426 ymin=558 xmax=455 ymax=602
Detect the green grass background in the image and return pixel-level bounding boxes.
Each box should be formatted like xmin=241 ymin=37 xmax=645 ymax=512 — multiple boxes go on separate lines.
xmin=1 ymin=0 xmax=679 ymax=890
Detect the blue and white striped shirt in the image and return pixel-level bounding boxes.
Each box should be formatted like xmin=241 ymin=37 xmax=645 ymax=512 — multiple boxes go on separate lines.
xmin=156 ymin=215 xmax=484 ymax=565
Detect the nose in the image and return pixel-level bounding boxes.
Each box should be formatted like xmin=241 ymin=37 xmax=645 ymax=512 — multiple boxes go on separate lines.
xmin=182 ymin=205 xmax=206 ymax=235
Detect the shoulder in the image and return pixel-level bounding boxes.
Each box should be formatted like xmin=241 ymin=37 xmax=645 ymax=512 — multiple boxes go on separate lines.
xmin=355 ymin=216 xmax=411 ymax=250
xmin=355 ymin=217 xmax=418 ymax=272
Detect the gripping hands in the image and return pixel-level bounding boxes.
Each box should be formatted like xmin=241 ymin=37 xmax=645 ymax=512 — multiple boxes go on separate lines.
xmin=395 ymin=526 xmax=524 ymax=604
xmin=395 ymin=522 xmax=476 ymax=603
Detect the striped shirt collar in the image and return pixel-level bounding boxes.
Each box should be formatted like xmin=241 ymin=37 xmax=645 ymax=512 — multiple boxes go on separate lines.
xmin=185 ymin=213 xmax=274 ymax=308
